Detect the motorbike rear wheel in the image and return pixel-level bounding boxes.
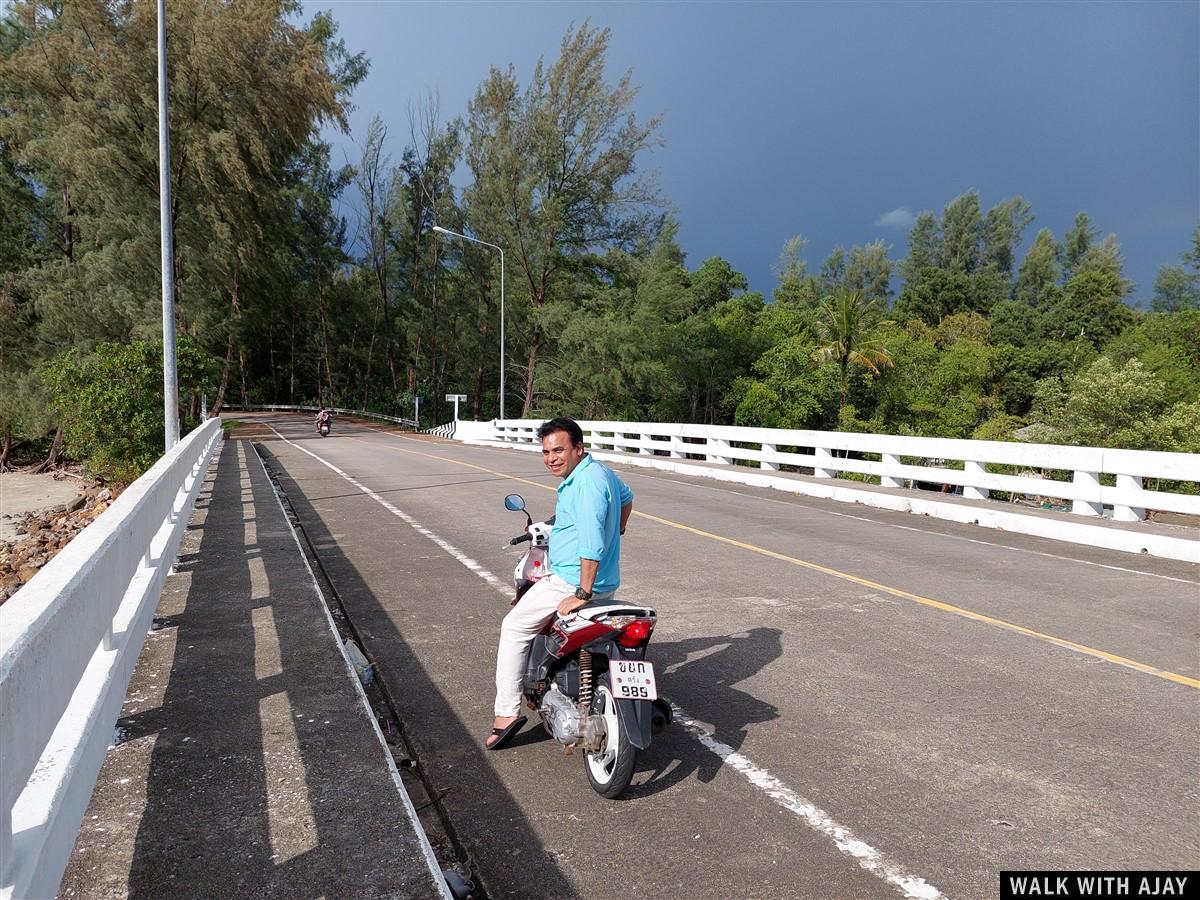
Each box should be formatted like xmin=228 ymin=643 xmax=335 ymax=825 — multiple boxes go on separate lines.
xmin=584 ymin=673 xmax=637 ymax=799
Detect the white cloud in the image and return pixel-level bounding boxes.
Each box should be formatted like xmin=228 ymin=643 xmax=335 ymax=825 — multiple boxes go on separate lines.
xmin=875 ymin=208 xmax=916 ymax=229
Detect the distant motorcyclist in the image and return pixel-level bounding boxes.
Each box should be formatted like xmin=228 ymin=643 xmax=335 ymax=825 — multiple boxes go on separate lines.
xmin=315 ymin=408 xmax=332 ymax=433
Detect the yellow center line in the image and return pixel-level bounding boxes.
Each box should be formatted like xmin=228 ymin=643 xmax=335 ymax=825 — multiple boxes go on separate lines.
xmin=337 ymin=429 xmax=1200 ymax=691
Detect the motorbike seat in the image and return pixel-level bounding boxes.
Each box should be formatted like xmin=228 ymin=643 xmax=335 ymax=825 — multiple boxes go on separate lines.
xmin=576 ymin=602 xmax=656 ymax=621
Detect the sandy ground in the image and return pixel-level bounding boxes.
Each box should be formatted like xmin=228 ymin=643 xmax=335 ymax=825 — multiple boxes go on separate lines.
xmin=0 ymin=472 xmax=81 ymax=541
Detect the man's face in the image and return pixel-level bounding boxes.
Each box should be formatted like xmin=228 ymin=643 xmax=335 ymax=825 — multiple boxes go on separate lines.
xmin=542 ymin=429 xmax=585 ymax=480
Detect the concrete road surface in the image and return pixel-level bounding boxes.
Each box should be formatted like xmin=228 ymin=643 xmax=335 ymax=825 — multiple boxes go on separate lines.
xmin=251 ymin=414 xmax=1199 ymax=899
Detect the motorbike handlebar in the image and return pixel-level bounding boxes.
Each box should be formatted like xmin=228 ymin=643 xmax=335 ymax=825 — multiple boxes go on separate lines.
xmin=509 ymin=533 xmax=533 ymax=545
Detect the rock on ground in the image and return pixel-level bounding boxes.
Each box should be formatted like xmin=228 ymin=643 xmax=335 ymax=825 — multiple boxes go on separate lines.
xmin=0 ymin=473 xmax=122 ymax=605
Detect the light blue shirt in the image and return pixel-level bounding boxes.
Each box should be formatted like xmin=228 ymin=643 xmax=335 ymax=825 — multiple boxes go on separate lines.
xmin=549 ymin=454 xmax=633 ymax=594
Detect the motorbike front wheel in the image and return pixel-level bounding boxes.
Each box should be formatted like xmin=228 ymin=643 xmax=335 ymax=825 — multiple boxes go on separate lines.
xmin=584 ymin=673 xmax=637 ymax=799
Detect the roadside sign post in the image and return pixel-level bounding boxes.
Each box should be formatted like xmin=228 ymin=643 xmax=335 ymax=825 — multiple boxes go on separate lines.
xmin=445 ymin=394 xmax=467 ymax=422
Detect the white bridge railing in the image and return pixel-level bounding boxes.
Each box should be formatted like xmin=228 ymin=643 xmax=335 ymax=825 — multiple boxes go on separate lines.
xmin=487 ymin=419 xmax=1199 ymax=523
xmin=0 ymin=418 xmax=222 ymax=900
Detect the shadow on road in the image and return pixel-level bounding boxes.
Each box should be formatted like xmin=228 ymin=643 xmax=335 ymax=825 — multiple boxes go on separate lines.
xmin=256 ymin=439 xmax=580 ymax=900
xmin=118 ymin=440 xmax=445 ymax=897
xmin=626 ymin=628 xmax=783 ymax=799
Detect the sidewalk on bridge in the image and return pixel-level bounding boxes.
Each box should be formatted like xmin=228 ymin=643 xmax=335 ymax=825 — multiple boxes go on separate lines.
xmin=59 ymin=437 xmax=450 ymax=899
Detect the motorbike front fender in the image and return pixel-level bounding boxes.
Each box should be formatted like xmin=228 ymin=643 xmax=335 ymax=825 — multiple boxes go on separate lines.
xmin=615 ymin=697 xmax=653 ymax=750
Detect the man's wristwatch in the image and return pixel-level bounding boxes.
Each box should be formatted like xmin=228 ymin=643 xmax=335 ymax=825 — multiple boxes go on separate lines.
xmin=574 ymin=586 xmax=593 ymax=603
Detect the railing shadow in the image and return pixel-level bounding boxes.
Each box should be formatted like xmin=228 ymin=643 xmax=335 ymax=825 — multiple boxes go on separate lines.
xmin=115 ymin=438 xmax=575 ymax=897
xmin=256 ymin=441 xmax=580 ymax=899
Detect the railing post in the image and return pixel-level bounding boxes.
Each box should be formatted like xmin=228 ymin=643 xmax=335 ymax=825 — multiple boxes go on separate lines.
xmin=962 ymin=460 xmax=989 ymax=500
xmin=1071 ymin=470 xmax=1103 ymax=517
xmin=613 ymin=432 xmax=627 ymax=453
xmin=670 ymin=432 xmax=685 ymax=459
xmin=813 ymin=446 xmax=837 ymax=478
xmin=707 ymin=437 xmax=732 ymax=465
xmin=880 ymin=453 xmax=903 ymax=488
xmin=638 ymin=429 xmax=651 ymax=455
xmin=760 ymin=443 xmax=779 ymax=471
xmin=1112 ymin=474 xmax=1146 ymax=522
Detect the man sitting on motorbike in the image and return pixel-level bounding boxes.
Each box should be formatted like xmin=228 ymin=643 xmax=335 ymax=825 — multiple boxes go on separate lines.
xmin=487 ymin=416 xmax=633 ymax=749
xmin=315 ymin=408 xmax=331 ymax=431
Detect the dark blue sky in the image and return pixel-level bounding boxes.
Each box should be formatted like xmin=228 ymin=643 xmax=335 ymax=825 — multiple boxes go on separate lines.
xmin=305 ymin=0 xmax=1199 ymax=304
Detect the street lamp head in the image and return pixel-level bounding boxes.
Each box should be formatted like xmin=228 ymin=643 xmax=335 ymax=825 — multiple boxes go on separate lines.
xmin=431 ymin=225 xmax=451 ymax=235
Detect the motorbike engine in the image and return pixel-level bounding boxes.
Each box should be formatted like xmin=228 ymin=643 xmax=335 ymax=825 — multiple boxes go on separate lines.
xmin=539 ymin=687 xmax=585 ymax=745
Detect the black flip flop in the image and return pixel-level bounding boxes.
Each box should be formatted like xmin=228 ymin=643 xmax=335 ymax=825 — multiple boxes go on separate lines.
xmin=485 ymin=716 xmax=527 ymax=750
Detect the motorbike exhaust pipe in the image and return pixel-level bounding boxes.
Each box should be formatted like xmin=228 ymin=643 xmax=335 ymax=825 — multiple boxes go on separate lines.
xmin=651 ymin=698 xmax=673 ymax=734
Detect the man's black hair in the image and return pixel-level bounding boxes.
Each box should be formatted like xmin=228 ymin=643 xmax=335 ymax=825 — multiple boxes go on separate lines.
xmin=536 ymin=417 xmax=584 ymax=447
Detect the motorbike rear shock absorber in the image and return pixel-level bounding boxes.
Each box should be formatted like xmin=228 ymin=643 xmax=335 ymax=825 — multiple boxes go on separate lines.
xmin=578 ymin=649 xmax=593 ymax=711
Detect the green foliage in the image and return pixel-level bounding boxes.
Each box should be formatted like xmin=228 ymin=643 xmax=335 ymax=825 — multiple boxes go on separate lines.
xmin=45 ymin=338 xmax=218 ymax=481
xmin=1015 ymin=228 xmax=1060 ymax=307
xmin=1031 ymin=357 xmax=1184 ymax=451
xmin=728 ymin=337 xmax=834 ymax=429
xmin=812 ymin=290 xmax=893 ymax=418
xmin=872 ymin=318 xmax=998 ymax=438
xmin=1041 ymin=270 xmax=1133 ymax=347
xmin=1151 ymin=225 xmax=1200 ymax=312
xmin=2 ymin=6 xmax=1195 ymax=464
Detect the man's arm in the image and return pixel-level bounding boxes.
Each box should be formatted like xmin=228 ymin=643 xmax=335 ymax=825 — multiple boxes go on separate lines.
xmin=619 ymin=501 xmax=632 ymax=535
xmin=558 ymin=558 xmax=599 ymax=616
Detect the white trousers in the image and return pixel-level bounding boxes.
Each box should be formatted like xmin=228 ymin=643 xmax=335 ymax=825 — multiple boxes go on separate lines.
xmin=493 ymin=572 xmax=613 ymax=717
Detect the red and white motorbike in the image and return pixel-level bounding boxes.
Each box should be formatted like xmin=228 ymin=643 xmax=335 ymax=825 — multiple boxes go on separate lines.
xmin=503 ymin=493 xmax=671 ymax=798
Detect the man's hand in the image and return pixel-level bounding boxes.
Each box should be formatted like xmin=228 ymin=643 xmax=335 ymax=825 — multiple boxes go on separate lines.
xmin=556 ymin=595 xmax=588 ymax=617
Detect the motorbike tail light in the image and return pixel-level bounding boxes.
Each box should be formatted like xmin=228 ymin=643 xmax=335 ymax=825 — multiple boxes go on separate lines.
xmin=617 ymin=618 xmax=654 ymax=648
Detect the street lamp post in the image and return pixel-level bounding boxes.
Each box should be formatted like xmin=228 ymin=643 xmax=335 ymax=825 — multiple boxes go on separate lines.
xmin=432 ymin=226 xmax=505 ymax=420
xmin=157 ymin=0 xmax=179 ymax=448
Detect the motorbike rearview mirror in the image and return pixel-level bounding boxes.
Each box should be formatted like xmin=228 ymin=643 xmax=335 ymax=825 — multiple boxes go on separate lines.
xmin=503 ymin=494 xmax=526 ymax=512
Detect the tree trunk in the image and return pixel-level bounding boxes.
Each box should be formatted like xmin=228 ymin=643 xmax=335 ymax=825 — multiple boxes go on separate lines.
xmin=521 ymin=327 xmax=542 ymax=417
xmin=212 ymin=338 xmax=233 ymax=415
xmin=211 ymin=279 xmax=241 ymax=415
xmin=347 ymin=323 xmax=359 ymax=406
xmin=0 ymin=433 xmax=24 ymax=471
xmin=62 ymin=183 xmax=75 ymax=261
xmin=289 ymin=314 xmax=297 ymax=406
xmin=362 ymin=331 xmax=376 ymax=411
xmin=30 ymin=424 xmax=64 ymax=474
xmin=317 ymin=288 xmax=334 ymax=405
xmin=268 ymin=321 xmax=277 ymax=402
xmin=238 ymin=349 xmax=248 ymax=407
xmin=473 ymin=363 xmax=484 ymax=419
xmin=838 ymin=360 xmax=849 ymax=424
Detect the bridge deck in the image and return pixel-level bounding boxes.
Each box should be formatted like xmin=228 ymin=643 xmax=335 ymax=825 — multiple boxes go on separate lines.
xmin=58 ymin=415 xmax=1198 ymax=899
xmin=60 ymin=437 xmax=446 ymax=898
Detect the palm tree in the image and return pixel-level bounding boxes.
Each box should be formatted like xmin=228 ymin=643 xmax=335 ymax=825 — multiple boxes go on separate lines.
xmin=812 ymin=290 xmax=893 ymax=423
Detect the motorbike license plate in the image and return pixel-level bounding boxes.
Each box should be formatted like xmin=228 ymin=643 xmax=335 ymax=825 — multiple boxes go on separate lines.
xmin=610 ymin=660 xmax=657 ymax=701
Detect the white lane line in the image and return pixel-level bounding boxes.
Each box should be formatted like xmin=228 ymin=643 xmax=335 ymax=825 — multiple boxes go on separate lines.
xmin=250 ymin=437 xmax=454 ymax=899
xmin=673 ymin=707 xmax=942 ymax=900
xmin=266 ymin=425 xmax=509 ymax=594
xmin=265 ymin=423 xmax=945 ymax=900
xmin=639 ymin=474 xmax=1199 ymax=587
